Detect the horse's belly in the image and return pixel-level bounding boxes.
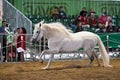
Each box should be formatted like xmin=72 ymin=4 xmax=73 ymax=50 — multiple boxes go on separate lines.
xmin=60 ymin=40 xmax=83 ymax=52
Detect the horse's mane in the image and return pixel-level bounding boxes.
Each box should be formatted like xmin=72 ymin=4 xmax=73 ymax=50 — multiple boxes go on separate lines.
xmin=41 ymin=22 xmax=72 ymax=38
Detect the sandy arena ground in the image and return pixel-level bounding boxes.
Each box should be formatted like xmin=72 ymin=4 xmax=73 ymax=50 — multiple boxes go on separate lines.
xmin=0 ymin=59 xmax=120 ymax=80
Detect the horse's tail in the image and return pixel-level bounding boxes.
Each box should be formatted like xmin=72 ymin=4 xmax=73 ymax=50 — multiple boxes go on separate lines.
xmin=96 ymin=35 xmax=112 ymax=67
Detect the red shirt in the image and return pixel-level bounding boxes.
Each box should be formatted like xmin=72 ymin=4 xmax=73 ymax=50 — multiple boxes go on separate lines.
xmin=98 ymin=15 xmax=108 ymax=24
xmin=17 ymin=33 xmax=26 ymax=50
xmin=91 ymin=18 xmax=97 ymax=25
xmin=80 ymin=16 xmax=89 ymax=25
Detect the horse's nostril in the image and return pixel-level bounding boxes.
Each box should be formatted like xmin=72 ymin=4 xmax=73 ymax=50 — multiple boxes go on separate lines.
xmin=31 ymin=39 xmax=35 ymax=44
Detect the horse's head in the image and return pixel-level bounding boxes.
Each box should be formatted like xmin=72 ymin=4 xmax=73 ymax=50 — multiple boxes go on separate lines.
xmin=31 ymin=20 xmax=44 ymax=44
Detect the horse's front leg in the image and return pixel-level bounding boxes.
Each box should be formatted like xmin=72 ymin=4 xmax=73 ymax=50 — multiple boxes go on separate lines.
xmin=39 ymin=50 xmax=48 ymax=63
xmin=40 ymin=49 xmax=59 ymax=70
xmin=42 ymin=54 xmax=54 ymax=70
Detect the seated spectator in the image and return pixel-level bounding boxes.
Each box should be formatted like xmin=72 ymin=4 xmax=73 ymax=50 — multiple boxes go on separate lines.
xmin=98 ymin=12 xmax=108 ymax=28
xmin=80 ymin=15 xmax=89 ymax=25
xmin=96 ymin=27 xmax=107 ymax=33
xmin=75 ymin=21 xmax=83 ymax=32
xmin=117 ymin=26 xmax=120 ymax=32
xmin=79 ymin=7 xmax=87 ymax=17
xmin=89 ymin=13 xmax=98 ymax=28
xmin=89 ymin=8 xmax=96 ymax=16
xmin=58 ymin=6 xmax=67 ymax=19
xmin=105 ymin=16 xmax=112 ymax=27
xmin=106 ymin=21 xmax=116 ymax=33
xmin=51 ymin=6 xmax=59 ymax=20
xmin=70 ymin=15 xmax=81 ymax=31
xmin=72 ymin=15 xmax=81 ymax=25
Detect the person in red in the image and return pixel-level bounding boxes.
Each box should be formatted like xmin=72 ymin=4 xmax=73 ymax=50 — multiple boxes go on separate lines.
xmin=17 ymin=27 xmax=27 ymax=62
xmin=89 ymin=13 xmax=98 ymax=28
xmin=98 ymin=12 xmax=108 ymax=28
xmin=80 ymin=15 xmax=89 ymax=25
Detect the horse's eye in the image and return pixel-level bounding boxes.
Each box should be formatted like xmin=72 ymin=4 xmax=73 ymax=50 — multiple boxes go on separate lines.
xmin=36 ymin=31 xmax=39 ymax=33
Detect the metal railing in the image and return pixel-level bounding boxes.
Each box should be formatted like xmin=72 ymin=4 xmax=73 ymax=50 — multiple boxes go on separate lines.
xmin=2 ymin=0 xmax=32 ymax=34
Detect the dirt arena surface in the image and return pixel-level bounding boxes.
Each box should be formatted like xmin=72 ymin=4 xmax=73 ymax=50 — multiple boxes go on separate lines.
xmin=0 ymin=59 xmax=120 ymax=80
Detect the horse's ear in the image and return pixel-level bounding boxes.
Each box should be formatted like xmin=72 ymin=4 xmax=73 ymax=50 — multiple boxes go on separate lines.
xmin=39 ymin=23 xmax=41 ymax=27
xmin=39 ymin=20 xmax=44 ymax=27
xmin=41 ymin=20 xmax=44 ymax=24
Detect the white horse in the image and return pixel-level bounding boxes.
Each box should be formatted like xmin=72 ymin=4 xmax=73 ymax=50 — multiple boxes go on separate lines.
xmin=31 ymin=21 xmax=112 ymax=69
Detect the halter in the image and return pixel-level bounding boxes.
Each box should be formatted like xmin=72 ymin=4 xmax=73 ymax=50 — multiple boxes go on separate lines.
xmin=32 ymin=23 xmax=41 ymax=44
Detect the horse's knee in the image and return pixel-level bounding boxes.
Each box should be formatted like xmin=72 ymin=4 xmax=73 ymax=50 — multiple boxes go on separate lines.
xmin=39 ymin=59 xmax=44 ymax=63
xmin=90 ymin=55 xmax=94 ymax=62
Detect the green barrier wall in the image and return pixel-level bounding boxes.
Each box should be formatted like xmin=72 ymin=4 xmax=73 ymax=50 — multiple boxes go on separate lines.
xmin=8 ymin=0 xmax=120 ymax=17
xmin=99 ymin=33 xmax=120 ymax=48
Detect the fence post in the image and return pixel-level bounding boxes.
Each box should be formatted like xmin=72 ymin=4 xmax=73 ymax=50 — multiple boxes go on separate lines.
xmin=106 ymin=35 xmax=109 ymax=53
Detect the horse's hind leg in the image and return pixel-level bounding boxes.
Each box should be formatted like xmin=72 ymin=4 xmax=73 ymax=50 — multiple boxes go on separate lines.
xmin=92 ymin=51 xmax=100 ymax=67
xmin=86 ymin=50 xmax=100 ymax=67
xmin=84 ymin=50 xmax=94 ymax=67
xmin=89 ymin=53 xmax=95 ymax=66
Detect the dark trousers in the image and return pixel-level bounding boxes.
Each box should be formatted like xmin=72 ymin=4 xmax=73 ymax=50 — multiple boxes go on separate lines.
xmin=2 ymin=37 xmax=7 ymax=62
xmin=17 ymin=52 xmax=24 ymax=62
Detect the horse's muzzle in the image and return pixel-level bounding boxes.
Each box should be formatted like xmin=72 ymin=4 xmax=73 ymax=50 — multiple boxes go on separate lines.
xmin=31 ymin=38 xmax=37 ymax=45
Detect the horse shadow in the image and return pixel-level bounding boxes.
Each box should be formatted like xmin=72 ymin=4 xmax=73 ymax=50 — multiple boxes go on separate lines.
xmin=47 ymin=65 xmax=91 ymax=70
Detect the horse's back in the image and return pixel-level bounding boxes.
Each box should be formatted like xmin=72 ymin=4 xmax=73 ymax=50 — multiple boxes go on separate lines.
xmin=76 ymin=31 xmax=96 ymax=36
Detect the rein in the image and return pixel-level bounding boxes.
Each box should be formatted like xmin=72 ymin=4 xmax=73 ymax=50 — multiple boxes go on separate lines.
xmin=32 ymin=30 xmax=41 ymax=44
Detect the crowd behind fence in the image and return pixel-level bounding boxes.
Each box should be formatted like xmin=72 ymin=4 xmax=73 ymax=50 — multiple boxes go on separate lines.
xmin=0 ymin=33 xmax=120 ymax=63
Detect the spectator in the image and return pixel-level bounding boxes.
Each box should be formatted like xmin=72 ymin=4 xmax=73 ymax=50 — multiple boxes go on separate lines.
xmin=70 ymin=15 xmax=81 ymax=31
xmin=0 ymin=21 xmax=8 ymax=62
xmin=17 ymin=27 xmax=27 ymax=62
xmin=89 ymin=13 xmax=98 ymax=28
xmin=105 ymin=16 xmax=112 ymax=27
xmin=96 ymin=27 xmax=107 ymax=33
xmin=79 ymin=7 xmax=87 ymax=17
xmin=72 ymin=15 xmax=81 ymax=26
xmin=51 ymin=6 xmax=59 ymax=20
xmin=98 ymin=12 xmax=108 ymax=28
xmin=58 ymin=6 xmax=67 ymax=19
xmin=12 ymin=28 xmax=20 ymax=46
xmin=106 ymin=21 xmax=116 ymax=33
xmin=117 ymin=26 xmax=120 ymax=32
xmin=89 ymin=8 xmax=96 ymax=15
xmin=75 ymin=21 xmax=83 ymax=32
xmin=80 ymin=15 xmax=89 ymax=25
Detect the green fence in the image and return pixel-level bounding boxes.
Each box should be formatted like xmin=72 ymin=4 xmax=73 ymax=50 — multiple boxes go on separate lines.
xmin=99 ymin=33 xmax=120 ymax=48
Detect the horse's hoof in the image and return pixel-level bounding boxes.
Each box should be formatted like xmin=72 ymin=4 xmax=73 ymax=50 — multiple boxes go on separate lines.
xmin=41 ymin=67 xmax=49 ymax=70
xmin=104 ymin=65 xmax=112 ymax=67
xmin=39 ymin=59 xmax=44 ymax=63
xmin=97 ymin=64 xmax=101 ymax=67
xmin=107 ymin=65 xmax=112 ymax=67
